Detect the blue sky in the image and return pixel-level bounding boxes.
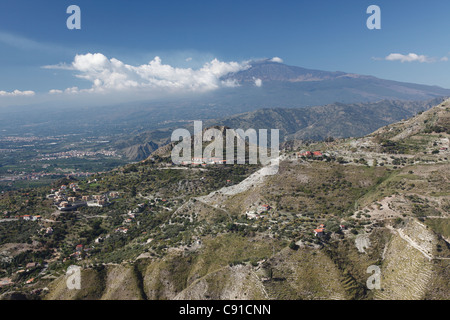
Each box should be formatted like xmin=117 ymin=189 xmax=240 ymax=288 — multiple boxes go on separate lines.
xmin=1 ymin=0 xmax=450 ymax=106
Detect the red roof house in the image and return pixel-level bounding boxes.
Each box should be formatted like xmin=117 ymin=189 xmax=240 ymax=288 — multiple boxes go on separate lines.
xmin=313 ymin=151 xmax=323 ymax=157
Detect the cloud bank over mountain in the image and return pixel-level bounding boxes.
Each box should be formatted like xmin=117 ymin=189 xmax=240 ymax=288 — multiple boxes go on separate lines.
xmin=2 ymin=54 xmax=449 ymax=109
xmin=44 ymin=53 xmax=250 ymax=95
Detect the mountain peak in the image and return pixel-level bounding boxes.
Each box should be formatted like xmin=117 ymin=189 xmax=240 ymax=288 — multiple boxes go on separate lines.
xmin=225 ymin=60 xmax=358 ymax=83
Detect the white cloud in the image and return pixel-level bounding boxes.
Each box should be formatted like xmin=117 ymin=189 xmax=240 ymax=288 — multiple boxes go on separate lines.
xmin=64 ymin=87 xmax=82 ymax=94
xmin=221 ymin=79 xmax=241 ymax=88
xmin=254 ymin=78 xmax=263 ymax=87
xmin=0 ymin=89 xmax=35 ymax=97
xmin=385 ymin=53 xmax=435 ymax=63
xmin=185 ymin=57 xmax=193 ymax=62
xmin=49 ymin=87 xmax=81 ymax=95
xmin=45 ymin=53 xmax=250 ymax=94
xmin=441 ymin=56 xmax=448 ymax=62
xmin=270 ymin=57 xmax=284 ymax=63
xmin=42 ymin=63 xmax=74 ymax=70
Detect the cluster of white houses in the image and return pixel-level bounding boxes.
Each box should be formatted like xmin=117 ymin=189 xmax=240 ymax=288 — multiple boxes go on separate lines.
xmin=21 ymin=215 xmax=42 ymax=221
xmin=245 ymin=204 xmax=272 ymax=220
xmin=180 ymin=157 xmax=227 ymax=166
xmin=47 ymin=184 xmax=119 ymax=211
xmin=115 ymin=227 xmax=128 ymax=234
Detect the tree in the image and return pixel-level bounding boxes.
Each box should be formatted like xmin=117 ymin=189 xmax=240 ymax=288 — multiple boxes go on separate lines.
xmin=289 ymin=241 xmax=299 ymax=250
xmin=372 ymin=159 xmax=378 ymax=167
xmin=130 ymin=186 xmax=137 ymax=197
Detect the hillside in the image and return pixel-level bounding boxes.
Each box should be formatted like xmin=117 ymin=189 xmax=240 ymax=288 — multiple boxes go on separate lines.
xmin=0 ymin=100 xmax=449 ymax=300
xmin=210 ymin=98 xmax=446 ymax=142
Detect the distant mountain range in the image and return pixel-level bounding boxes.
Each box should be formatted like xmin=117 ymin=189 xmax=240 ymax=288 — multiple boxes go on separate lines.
xmin=121 ymin=98 xmax=445 ymax=161
xmin=215 ymin=60 xmax=450 ymax=108
xmin=208 ymin=98 xmax=446 ymax=141
xmin=226 ymin=60 xmax=355 ymax=83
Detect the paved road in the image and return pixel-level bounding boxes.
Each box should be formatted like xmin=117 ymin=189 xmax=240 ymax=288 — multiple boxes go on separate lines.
xmin=0 ymin=219 xmax=18 ymax=223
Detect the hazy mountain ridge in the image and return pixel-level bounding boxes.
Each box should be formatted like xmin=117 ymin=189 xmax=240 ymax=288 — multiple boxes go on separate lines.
xmin=210 ymin=98 xmax=446 ymax=141
xmin=224 ymin=60 xmax=352 ymax=83
xmin=119 ymin=98 xmax=445 ymax=161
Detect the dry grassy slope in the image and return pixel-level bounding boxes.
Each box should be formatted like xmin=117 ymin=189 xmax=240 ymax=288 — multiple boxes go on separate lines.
xmin=425 ymin=255 xmax=450 ymax=300
xmin=262 ymin=247 xmax=350 ymax=300
xmin=44 ymin=182 xmax=449 ymax=301
xmin=370 ymin=99 xmax=450 ymax=141
xmin=101 ymin=265 xmax=144 ymax=300
xmin=376 ymin=220 xmax=437 ymax=300
xmin=45 ymin=268 xmax=106 ymax=300
xmin=44 ymin=234 xmax=280 ymax=300
xmin=42 ymin=228 xmax=394 ymax=300
xmin=44 ymin=264 xmax=145 ymax=300
xmin=176 ymin=246 xmax=363 ymax=300
xmin=174 ymin=265 xmax=267 ymax=300
xmin=357 ymin=163 xmax=449 ymax=206
xmin=171 ymin=197 xmax=231 ymax=223
xmin=192 ymin=160 xmax=389 ymax=219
